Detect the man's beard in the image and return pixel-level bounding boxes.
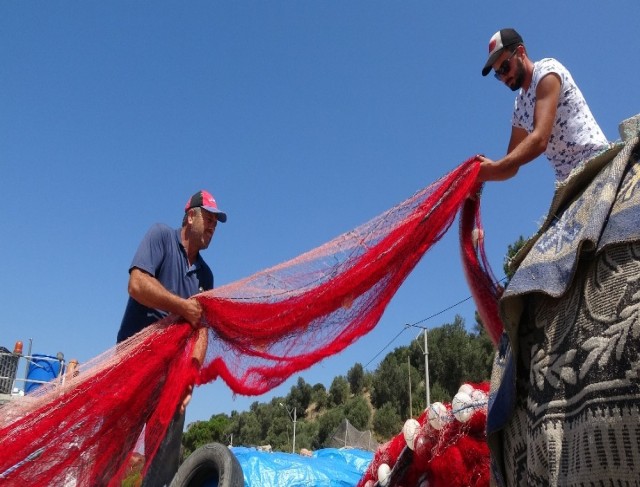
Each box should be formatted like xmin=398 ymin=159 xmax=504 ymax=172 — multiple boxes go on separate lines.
xmin=509 ymin=59 xmax=525 ymax=91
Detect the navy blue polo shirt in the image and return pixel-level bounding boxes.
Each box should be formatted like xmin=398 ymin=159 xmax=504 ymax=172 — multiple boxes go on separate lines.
xmin=117 ymin=224 xmax=213 ymax=343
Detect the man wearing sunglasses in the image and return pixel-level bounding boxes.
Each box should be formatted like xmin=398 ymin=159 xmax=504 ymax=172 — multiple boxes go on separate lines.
xmin=476 ymin=29 xmax=640 ymax=487
xmin=477 ymin=28 xmax=608 ymax=184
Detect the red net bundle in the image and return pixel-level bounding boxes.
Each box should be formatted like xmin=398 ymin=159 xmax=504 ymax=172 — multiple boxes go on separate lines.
xmin=459 ymin=189 xmax=504 ymax=345
xmin=357 ymin=382 xmax=491 ymax=487
xmin=0 ymin=157 xmax=482 ymax=485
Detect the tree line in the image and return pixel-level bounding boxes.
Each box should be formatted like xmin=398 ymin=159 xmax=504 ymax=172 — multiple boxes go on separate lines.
xmin=181 ymin=315 xmax=494 ymax=458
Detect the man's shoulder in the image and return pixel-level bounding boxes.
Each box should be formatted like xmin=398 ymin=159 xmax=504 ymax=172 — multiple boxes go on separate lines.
xmin=532 ymin=58 xmax=570 ymax=88
xmin=536 ymin=57 xmax=560 ymax=64
xmin=144 ymin=223 xmax=179 ymax=241
xmin=146 ymin=222 xmax=174 ymax=233
xmin=135 ymin=223 xmax=182 ymax=256
xmin=535 ymin=58 xmax=569 ymax=75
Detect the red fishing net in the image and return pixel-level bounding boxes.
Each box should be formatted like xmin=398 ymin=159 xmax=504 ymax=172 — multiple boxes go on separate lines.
xmin=459 ymin=192 xmax=504 ymax=345
xmin=357 ymin=382 xmax=491 ymax=487
xmin=354 ymin=185 xmax=505 ymax=487
xmin=0 ymin=156 xmax=497 ymax=485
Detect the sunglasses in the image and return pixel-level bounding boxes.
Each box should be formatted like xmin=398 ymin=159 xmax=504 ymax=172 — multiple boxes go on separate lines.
xmin=493 ymin=49 xmax=518 ymax=80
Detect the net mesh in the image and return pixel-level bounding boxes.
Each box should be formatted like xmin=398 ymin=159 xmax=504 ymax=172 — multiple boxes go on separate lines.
xmin=355 ymin=189 xmax=505 ymax=487
xmin=0 ymin=157 xmax=485 ymax=486
xmin=357 ymin=382 xmax=491 ymax=487
xmin=459 ymin=192 xmax=504 ymax=345
xmin=326 ymin=418 xmax=379 ymax=452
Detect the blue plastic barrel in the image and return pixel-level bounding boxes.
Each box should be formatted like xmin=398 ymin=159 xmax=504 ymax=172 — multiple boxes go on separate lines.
xmin=25 ymin=354 xmax=62 ymax=393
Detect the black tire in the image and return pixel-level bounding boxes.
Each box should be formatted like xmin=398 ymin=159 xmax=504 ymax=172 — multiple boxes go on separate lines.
xmin=169 ymin=443 xmax=244 ymax=487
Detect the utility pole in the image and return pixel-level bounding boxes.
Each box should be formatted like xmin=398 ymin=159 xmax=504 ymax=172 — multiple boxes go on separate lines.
xmin=424 ymin=329 xmax=430 ymax=408
xmin=280 ymin=403 xmax=297 ymax=453
xmin=292 ymin=406 xmax=297 ymax=454
xmin=408 ymin=355 xmax=412 ymax=417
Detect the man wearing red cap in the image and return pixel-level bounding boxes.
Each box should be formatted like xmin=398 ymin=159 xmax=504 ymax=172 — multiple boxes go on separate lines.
xmin=117 ymin=189 xmax=227 ymax=486
xmin=118 ymin=189 xmax=227 ymax=342
xmin=478 ymin=28 xmax=609 ymax=184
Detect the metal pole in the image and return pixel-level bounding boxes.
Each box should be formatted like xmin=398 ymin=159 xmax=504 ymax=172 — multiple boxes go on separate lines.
xmin=344 ymin=419 xmax=348 ymax=447
xmin=279 ymin=402 xmax=296 ymax=453
xmin=408 ymin=355 xmax=412 ymax=417
xmin=424 ymin=329 xmax=430 ymax=408
xmin=292 ymin=407 xmax=297 ymax=454
xmin=23 ymin=338 xmax=33 ymax=388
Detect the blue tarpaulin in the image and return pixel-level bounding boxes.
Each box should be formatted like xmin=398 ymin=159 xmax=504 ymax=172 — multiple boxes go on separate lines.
xmin=231 ymin=447 xmax=373 ymax=487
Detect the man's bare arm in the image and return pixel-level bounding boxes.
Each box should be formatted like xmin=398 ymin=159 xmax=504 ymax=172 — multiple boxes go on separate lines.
xmin=479 ymin=73 xmax=561 ymax=182
xmin=128 ymin=268 xmax=203 ymax=326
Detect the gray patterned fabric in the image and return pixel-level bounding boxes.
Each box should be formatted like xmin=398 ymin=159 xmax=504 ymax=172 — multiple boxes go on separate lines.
xmin=488 ymin=134 xmax=640 ymax=486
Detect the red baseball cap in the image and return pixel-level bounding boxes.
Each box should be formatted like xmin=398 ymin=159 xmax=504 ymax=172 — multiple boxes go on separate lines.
xmin=184 ymin=190 xmax=227 ymax=223
xmin=482 ymin=28 xmax=523 ymax=76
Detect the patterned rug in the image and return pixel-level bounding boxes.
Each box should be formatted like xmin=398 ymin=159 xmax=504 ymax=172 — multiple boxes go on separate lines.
xmin=488 ymin=133 xmax=640 ymax=486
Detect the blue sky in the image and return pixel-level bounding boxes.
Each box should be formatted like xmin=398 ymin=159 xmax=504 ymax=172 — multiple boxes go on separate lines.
xmin=1 ymin=2 xmax=638 ymax=426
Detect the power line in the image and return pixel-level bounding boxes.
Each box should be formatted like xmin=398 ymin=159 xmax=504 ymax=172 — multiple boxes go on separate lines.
xmin=363 ymin=325 xmax=410 ymax=369
xmin=363 ymin=294 xmax=472 ymax=369
xmin=410 ymin=295 xmax=474 ymax=329
xmin=363 ymin=274 xmax=508 ymax=370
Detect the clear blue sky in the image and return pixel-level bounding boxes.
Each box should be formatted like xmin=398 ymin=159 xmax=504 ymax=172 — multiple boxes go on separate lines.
xmin=1 ymin=2 xmax=638 ymax=426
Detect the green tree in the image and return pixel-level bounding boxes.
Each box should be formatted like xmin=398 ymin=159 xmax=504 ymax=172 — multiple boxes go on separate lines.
xmin=310 ymin=383 xmax=328 ymax=411
xmin=503 ymin=235 xmax=527 ymax=281
xmin=252 ymin=401 xmax=279 ymax=442
xmin=293 ymin=419 xmax=318 ymax=452
xmin=329 ymin=375 xmax=350 ymax=406
xmin=347 ymin=362 xmax=365 ymax=395
xmin=287 ymin=377 xmax=313 ymax=418
xmin=182 ymin=413 xmax=231 ymax=458
xmin=397 ymin=355 xmax=423 ymax=418
xmin=226 ymin=407 xmax=263 ymax=447
xmin=313 ymin=407 xmax=345 ymax=449
xmin=470 ymin=320 xmax=495 ymax=376
xmin=371 ymin=353 xmax=407 ymax=415
xmin=343 ymin=395 xmax=371 ymax=430
xmin=426 ymin=315 xmax=492 ymax=398
xmin=266 ymin=414 xmax=292 ymax=451
xmin=372 ymin=403 xmax=402 ymax=439
xmin=428 ymin=381 xmax=451 ymax=404
xmin=363 ymin=370 xmax=373 ymax=391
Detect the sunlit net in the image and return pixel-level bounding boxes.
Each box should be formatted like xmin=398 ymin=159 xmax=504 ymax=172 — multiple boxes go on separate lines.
xmin=0 ymin=157 xmax=485 ymax=486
